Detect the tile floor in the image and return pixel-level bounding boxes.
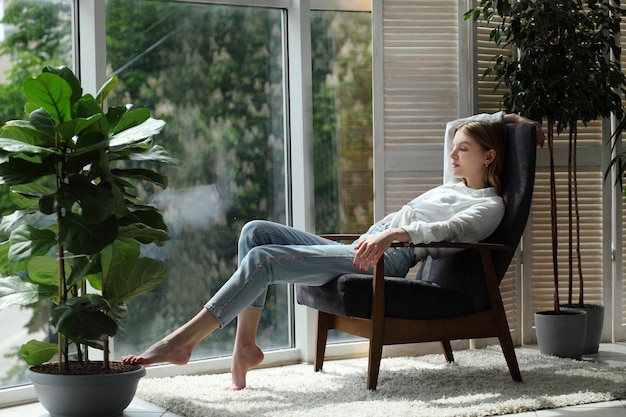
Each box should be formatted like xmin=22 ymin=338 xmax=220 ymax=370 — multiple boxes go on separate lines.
xmin=0 ymin=397 xmax=179 ymax=417
xmin=1 ymin=343 xmax=625 ymax=417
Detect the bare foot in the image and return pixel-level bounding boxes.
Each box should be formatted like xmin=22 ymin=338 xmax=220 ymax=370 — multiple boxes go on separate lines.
xmin=122 ymin=339 xmax=193 ymax=366
xmin=224 ymin=344 xmax=264 ymax=391
xmin=123 ymin=309 xmax=220 ymax=366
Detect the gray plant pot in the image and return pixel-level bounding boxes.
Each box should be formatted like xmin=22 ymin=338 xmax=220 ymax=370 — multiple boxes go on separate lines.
xmin=575 ymin=304 xmax=604 ymax=354
xmin=535 ymin=308 xmax=587 ymax=360
xmin=26 ymin=363 xmax=145 ymax=417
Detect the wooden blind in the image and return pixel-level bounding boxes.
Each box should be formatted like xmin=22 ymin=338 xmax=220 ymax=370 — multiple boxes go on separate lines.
xmin=378 ymin=0 xmax=608 ymax=345
xmin=381 ymin=0 xmax=460 ymax=197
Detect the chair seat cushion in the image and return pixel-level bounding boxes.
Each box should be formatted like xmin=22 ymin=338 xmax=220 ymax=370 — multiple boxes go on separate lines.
xmin=296 ymin=274 xmax=478 ymax=319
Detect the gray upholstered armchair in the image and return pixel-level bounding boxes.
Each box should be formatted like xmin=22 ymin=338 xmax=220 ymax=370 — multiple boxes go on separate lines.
xmin=296 ymin=123 xmax=537 ymax=389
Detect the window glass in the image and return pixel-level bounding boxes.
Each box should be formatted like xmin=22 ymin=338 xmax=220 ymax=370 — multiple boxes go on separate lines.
xmin=311 ymin=10 xmax=372 ymax=343
xmin=104 ymin=0 xmax=289 ymax=361
xmin=0 ymin=0 xmax=73 ymax=389
xmin=312 ymin=10 xmax=373 ymax=235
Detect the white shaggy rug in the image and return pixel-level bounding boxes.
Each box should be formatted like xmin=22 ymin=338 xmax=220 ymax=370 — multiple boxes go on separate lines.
xmin=136 ymin=347 xmax=626 ymax=417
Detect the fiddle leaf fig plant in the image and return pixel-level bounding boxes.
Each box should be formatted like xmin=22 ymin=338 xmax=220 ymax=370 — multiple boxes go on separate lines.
xmin=0 ymin=65 xmax=179 ymax=372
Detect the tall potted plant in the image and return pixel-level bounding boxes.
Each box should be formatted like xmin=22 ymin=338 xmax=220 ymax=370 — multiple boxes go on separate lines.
xmin=467 ymin=0 xmax=626 ymax=358
xmin=0 ymin=66 xmax=179 ymax=417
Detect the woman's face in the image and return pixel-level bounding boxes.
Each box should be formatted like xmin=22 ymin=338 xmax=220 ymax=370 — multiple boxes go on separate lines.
xmin=449 ymin=128 xmax=495 ymax=189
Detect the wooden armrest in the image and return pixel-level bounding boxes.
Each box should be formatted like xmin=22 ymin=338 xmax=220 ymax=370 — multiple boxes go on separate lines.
xmin=391 ymin=241 xmax=511 ymax=252
xmin=319 ymin=234 xmax=361 ymax=241
xmin=320 ymin=234 xmax=511 ymax=253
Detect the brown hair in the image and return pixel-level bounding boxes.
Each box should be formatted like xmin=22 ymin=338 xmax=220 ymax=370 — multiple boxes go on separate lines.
xmin=455 ymin=121 xmax=508 ymax=198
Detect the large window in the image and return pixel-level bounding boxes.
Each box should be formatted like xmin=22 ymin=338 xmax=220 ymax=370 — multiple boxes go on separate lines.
xmin=108 ymin=1 xmax=374 ymax=360
xmin=104 ymin=0 xmax=289 ymax=361
xmin=311 ymin=10 xmax=373 ymax=235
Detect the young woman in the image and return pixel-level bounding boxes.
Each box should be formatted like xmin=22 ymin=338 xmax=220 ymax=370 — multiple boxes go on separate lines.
xmin=122 ymin=113 xmax=543 ymax=391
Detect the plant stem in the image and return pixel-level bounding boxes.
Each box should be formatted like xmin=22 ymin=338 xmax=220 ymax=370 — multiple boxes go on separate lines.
xmin=568 ymin=126 xmax=574 ymax=306
xmin=548 ymin=123 xmax=560 ymax=313
xmin=103 ymin=337 xmax=110 ymax=369
xmin=55 ymin=133 xmax=69 ymax=370
xmin=573 ymin=124 xmax=583 ymax=306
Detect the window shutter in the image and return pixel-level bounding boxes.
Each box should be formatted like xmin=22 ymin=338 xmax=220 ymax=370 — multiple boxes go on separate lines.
xmin=619 ymin=19 xmax=626 ymax=339
xmin=378 ymin=0 xmax=461 ymax=216
xmin=378 ymin=1 xmax=607 ymax=346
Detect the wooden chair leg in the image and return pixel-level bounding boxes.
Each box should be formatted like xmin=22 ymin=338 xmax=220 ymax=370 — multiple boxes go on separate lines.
xmin=441 ymin=340 xmax=454 ymax=362
xmin=480 ymin=249 xmax=522 ymax=382
xmin=367 ymin=257 xmax=386 ymax=390
xmin=367 ymin=337 xmax=384 ymax=390
xmin=498 ymin=331 xmax=522 ymax=382
xmin=314 ymin=311 xmax=330 ymax=372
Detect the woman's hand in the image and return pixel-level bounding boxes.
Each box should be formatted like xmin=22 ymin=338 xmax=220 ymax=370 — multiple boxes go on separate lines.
xmin=353 ymin=228 xmax=410 ymax=271
xmin=502 ymin=113 xmax=545 ymax=148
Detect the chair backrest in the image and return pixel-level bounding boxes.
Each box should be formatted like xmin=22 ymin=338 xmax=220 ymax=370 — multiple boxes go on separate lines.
xmin=415 ymin=123 xmax=537 ymax=310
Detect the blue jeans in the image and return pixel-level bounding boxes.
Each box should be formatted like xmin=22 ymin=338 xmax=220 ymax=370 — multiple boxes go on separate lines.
xmin=205 ymin=220 xmax=418 ymax=327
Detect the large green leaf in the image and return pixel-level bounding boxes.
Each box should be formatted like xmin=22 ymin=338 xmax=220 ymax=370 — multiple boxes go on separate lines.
xmin=27 ymin=256 xmax=71 ymax=287
xmin=19 ymin=339 xmax=57 ymax=366
xmin=10 ymin=182 xmax=54 ymax=210
xmin=57 ymin=175 xmax=115 ymax=223
xmin=111 ymin=107 xmax=150 ymax=135
xmin=99 ymin=245 xmax=114 ymax=286
xmin=28 ymin=108 xmax=56 ymax=139
xmin=0 ymin=241 xmax=27 ymax=274
xmin=128 ymin=144 xmax=180 ymax=166
xmin=103 ymin=257 xmax=167 ymax=304
xmin=59 ymin=213 xmax=118 ymax=255
xmin=63 ymin=134 xmax=107 ymax=175
xmin=55 ymin=113 xmax=103 ymax=141
xmin=95 ymin=75 xmax=118 ymax=105
xmin=0 ymin=157 xmax=55 ymax=185
xmin=67 ymin=254 xmax=101 ymax=288
xmin=8 ymin=224 xmax=57 ymax=263
xmin=0 ymin=210 xmax=27 ymax=235
xmin=118 ymin=206 xmax=168 ymax=231
xmin=0 ymin=275 xmax=40 ymax=309
xmin=23 ymin=72 xmax=73 ymax=124
xmin=0 ymin=137 xmax=54 ymax=156
xmin=75 ymin=95 xmax=110 ymax=135
xmin=109 ymin=118 xmax=165 ymax=149
xmin=50 ymin=294 xmax=117 ymax=340
xmin=1 ymin=119 xmax=54 ymax=147
xmin=117 ymin=223 xmax=170 ymax=245
xmin=111 ymin=167 xmax=169 ymax=188
xmin=43 ymin=66 xmax=82 ymax=104
xmin=99 ymin=239 xmax=140 ymax=288
xmin=101 ymin=238 xmax=141 ymax=267
xmin=103 ymin=106 xmax=128 ymax=132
